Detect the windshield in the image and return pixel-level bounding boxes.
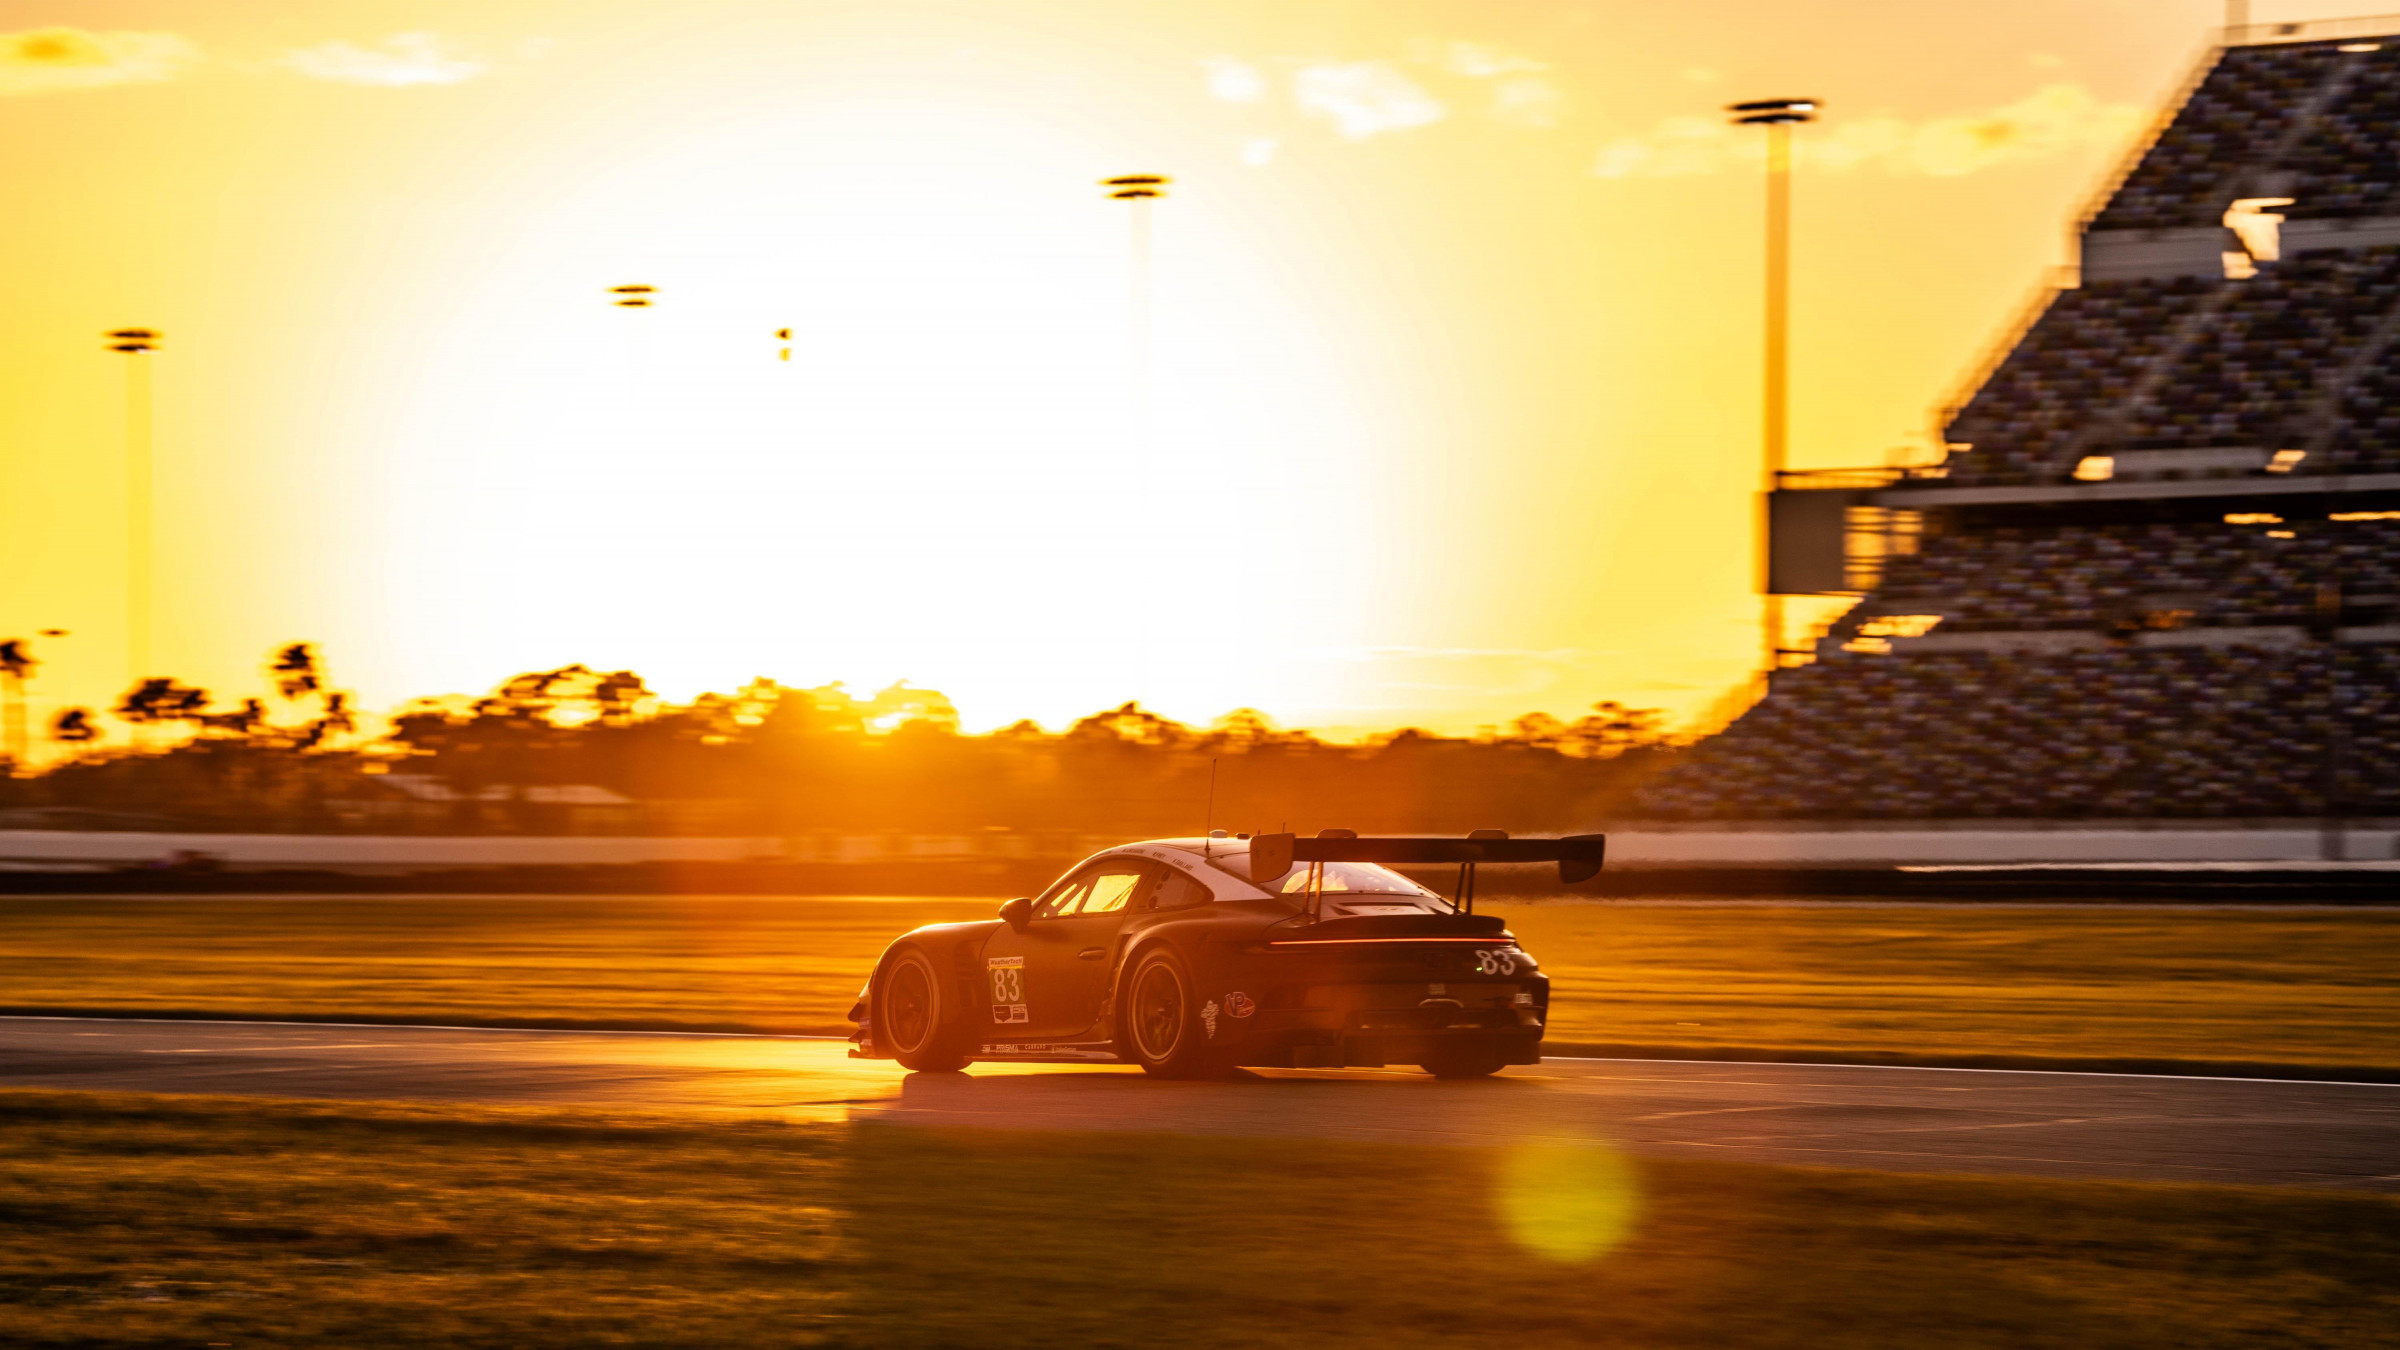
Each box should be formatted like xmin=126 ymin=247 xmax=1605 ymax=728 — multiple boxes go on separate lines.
xmin=1204 ymin=853 xmax=1452 ymax=908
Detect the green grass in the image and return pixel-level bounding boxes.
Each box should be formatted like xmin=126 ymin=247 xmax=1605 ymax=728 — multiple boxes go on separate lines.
xmin=4 ymin=896 xmax=2398 ymax=1069
xmin=0 ymin=1089 xmax=2393 ymax=1348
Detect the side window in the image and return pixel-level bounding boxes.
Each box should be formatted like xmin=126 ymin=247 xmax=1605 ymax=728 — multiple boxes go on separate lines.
xmin=1033 ymin=860 xmax=1151 ymax=918
xmin=1150 ymin=867 xmax=1212 ymax=910
xmin=1078 ymin=862 xmax=1149 ymax=915
xmin=1033 ymin=872 xmax=1096 ymax=919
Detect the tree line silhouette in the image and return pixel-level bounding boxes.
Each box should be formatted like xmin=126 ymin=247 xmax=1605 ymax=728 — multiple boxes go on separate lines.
xmin=0 ymin=643 xmax=1674 ymax=836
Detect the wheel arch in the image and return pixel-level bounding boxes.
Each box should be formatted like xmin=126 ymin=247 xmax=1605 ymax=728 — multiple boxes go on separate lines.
xmin=1108 ymin=925 xmax=1202 ymax=1025
xmin=863 ymin=919 xmax=1002 ymax=1055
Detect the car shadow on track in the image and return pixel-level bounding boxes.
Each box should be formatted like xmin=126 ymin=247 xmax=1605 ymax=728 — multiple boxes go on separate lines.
xmin=866 ymin=1065 xmax=1573 ymax=1146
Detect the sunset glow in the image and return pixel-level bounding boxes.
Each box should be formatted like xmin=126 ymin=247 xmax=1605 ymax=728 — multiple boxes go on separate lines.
xmin=0 ymin=0 xmax=2342 ymax=734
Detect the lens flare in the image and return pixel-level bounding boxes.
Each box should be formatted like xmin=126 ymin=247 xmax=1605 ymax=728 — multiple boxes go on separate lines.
xmin=1493 ymin=1141 xmax=1642 ymax=1262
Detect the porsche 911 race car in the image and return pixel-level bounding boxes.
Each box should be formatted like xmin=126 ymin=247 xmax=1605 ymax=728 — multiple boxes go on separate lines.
xmin=845 ymin=830 xmax=1605 ymax=1079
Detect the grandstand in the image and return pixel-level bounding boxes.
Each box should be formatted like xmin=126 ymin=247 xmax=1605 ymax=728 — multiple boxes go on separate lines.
xmin=1636 ymin=18 xmax=2400 ymax=826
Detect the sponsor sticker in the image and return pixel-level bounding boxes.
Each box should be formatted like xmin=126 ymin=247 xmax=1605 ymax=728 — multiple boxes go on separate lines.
xmin=1201 ymin=1000 xmax=1220 ymax=1039
xmin=992 ymin=1004 xmax=1028 ymax=1024
xmin=1224 ymin=990 xmax=1256 ymax=1019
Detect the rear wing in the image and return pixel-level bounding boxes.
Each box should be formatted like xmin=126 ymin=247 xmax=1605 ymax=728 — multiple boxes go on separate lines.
xmin=1249 ymin=831 xmax=1605 ymax=910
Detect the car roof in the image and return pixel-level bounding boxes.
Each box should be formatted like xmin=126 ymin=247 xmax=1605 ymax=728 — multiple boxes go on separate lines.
xmin=1079 ymin=839 xmax=1260 ymax=898
xmin=1140 ymin=836 xmax=1250 ymax=856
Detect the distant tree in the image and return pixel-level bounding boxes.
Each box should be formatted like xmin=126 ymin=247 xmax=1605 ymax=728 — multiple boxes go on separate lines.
xmin=270 ymin=643 xmax=322 ymax=700
xmin=1561 ymin=701 xmax=1667 ymax=758
xmin=51 ymin=708 xmax=96 ymax=744
xmin=1070 ymin=701 xmax=1193 ymax=748
xmin=0 ymin=639 xmax=33 ymax=769
xmin=1509 ymin=712 xmax=1568 ymax=748
xmin=198 ymin=698 xmax=266 ymax=738
xmin=296 ymin=692 xmax=354 ymax=750
xmin=115 ymin=678 xmax=210 ymax=728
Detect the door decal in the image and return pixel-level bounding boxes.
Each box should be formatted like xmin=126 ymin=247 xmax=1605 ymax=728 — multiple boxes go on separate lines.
xmin=987 ymin=956 xmax=1028 ymax=1024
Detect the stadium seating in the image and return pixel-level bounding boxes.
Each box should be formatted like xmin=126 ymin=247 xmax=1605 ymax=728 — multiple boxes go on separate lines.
xmin=1638 ymin=643 xmax=2400 ymax=820
xmin=1942 ymin=277 xmax=2213 ymax=486
xmin=2276 ymin=43 xmax=2400 ymax=221
xmin=1944 ymin=249 xmax=2400 ymax=486
xmin=2092 ymin=42 xmax=2348 ymax=232
xmin=1634 ymin=32 xmax=2400 ymax=822
xmin=1868 ymin=516 xmax=2400 ymax=629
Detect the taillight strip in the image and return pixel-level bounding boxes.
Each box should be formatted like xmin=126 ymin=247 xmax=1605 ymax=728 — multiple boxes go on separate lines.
xmin=1267 ymin=937 xmax=1517 ymax=946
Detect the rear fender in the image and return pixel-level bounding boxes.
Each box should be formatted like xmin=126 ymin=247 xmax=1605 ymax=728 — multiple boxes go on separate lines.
xmin=1114 ymin=916 xmax=1271 ymax=1049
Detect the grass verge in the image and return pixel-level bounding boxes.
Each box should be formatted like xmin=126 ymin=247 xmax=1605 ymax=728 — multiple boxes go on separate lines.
xmin=3 ymin=896 xmax=2398 ymax=1070
xmin=0 ymin=1089 xmax=2394 ymax=1348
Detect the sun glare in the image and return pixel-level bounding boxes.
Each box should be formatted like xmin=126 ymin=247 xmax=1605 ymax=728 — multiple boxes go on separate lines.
xmin=362 ymin=92 xmax=1377 ymax=728
xmin=1493 ymin=1141 xmax=1643 ymax=1262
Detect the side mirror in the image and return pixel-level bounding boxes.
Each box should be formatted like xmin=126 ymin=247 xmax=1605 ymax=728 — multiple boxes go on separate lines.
xmin=998 ymin=896 xmax=1033 ymax=931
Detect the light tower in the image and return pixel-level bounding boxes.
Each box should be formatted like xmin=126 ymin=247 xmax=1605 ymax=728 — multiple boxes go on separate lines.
xmin=1728 ymin=98 xmax=1818 ymax=684
xmin=1102 ymin=175 xmax=1170 ymax=456
xmin=104 ymin=328 xmax=160 ymax=689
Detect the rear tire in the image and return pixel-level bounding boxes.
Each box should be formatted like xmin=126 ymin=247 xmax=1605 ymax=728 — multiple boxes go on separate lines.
xmin=1420 ymin=1047 xmax=1509 ymax=1079
xmin=1120 ymin=948 xmax=1228 ymax=1079
xmin=881 ymin=947 xmax=969 ymax=1073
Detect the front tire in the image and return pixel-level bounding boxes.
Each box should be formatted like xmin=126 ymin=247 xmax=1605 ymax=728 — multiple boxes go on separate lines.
xmin=1120 ymin=948 xmax=1227 ymax=1079
xmin=881 ymin=947 xmax=969 ymax=1072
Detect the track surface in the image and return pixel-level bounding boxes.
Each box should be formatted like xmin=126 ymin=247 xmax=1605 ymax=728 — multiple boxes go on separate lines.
xmin=4 ymin=1017 xmax=2396 ymax=1190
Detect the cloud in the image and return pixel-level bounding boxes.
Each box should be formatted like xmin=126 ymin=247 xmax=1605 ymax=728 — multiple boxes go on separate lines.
xmin=1239 ymin=136 xmax=1279 ymax=167
xmin=1592 ymin=114 xmax=1728 ymax=178
xmin=1445 ymin=43 xmax=1545 ymax=78
xmin=0 ymin=27 xmax=196 ymax=95
xmin=1492 ymin=76 xmax=1564 ymax=128
xmin=1201 ymin=55 xmax=1266 ymax=104
xmin=1593 ymin=83 xmax=2145 ymax=179
xmin=280 ymin=32 xmax=485 ymax=87
xmin=1292 ymin=62 xmax=1445 ymax=139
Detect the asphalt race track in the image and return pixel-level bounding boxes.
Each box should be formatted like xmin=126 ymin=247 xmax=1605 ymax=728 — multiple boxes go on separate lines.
xmin=3 ymin=1017 xmax=2395 ymax=1190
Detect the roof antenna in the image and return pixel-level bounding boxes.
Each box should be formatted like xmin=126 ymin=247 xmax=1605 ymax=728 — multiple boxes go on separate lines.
xmin=1203 ymin=757 xmax=1219 ymax=854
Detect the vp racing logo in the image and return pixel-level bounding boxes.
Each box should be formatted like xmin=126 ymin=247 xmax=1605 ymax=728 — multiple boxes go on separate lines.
xmin=987 ymin=955 xmax=1029 ymax=1024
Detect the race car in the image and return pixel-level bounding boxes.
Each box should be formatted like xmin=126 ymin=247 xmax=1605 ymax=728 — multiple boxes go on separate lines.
xmin=845 ymin=829 xmax=1604 ymax=1079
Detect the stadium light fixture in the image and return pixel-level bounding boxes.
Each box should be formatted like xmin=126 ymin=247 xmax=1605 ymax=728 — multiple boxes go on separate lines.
xmin=1728 ymin=98 xmax=1819 ymax=685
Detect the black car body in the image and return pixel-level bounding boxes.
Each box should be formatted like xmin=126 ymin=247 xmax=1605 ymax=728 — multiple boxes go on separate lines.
xmin=846 ymin=830 xmax=1604 ymax=1078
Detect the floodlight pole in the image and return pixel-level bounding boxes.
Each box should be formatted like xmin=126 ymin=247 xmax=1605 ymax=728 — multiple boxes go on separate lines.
xmin=105 ymin=330 xmax=160 ymax=690
xmin=1730 ymin=99 xmax=1818 ymax=687
xmin=1102 ymin=176 xmax=1171 ymax=460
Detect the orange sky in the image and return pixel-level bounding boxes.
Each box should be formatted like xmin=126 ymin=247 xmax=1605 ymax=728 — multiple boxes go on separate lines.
xmin=0 ymin=0 xmax=2372 ymax=742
